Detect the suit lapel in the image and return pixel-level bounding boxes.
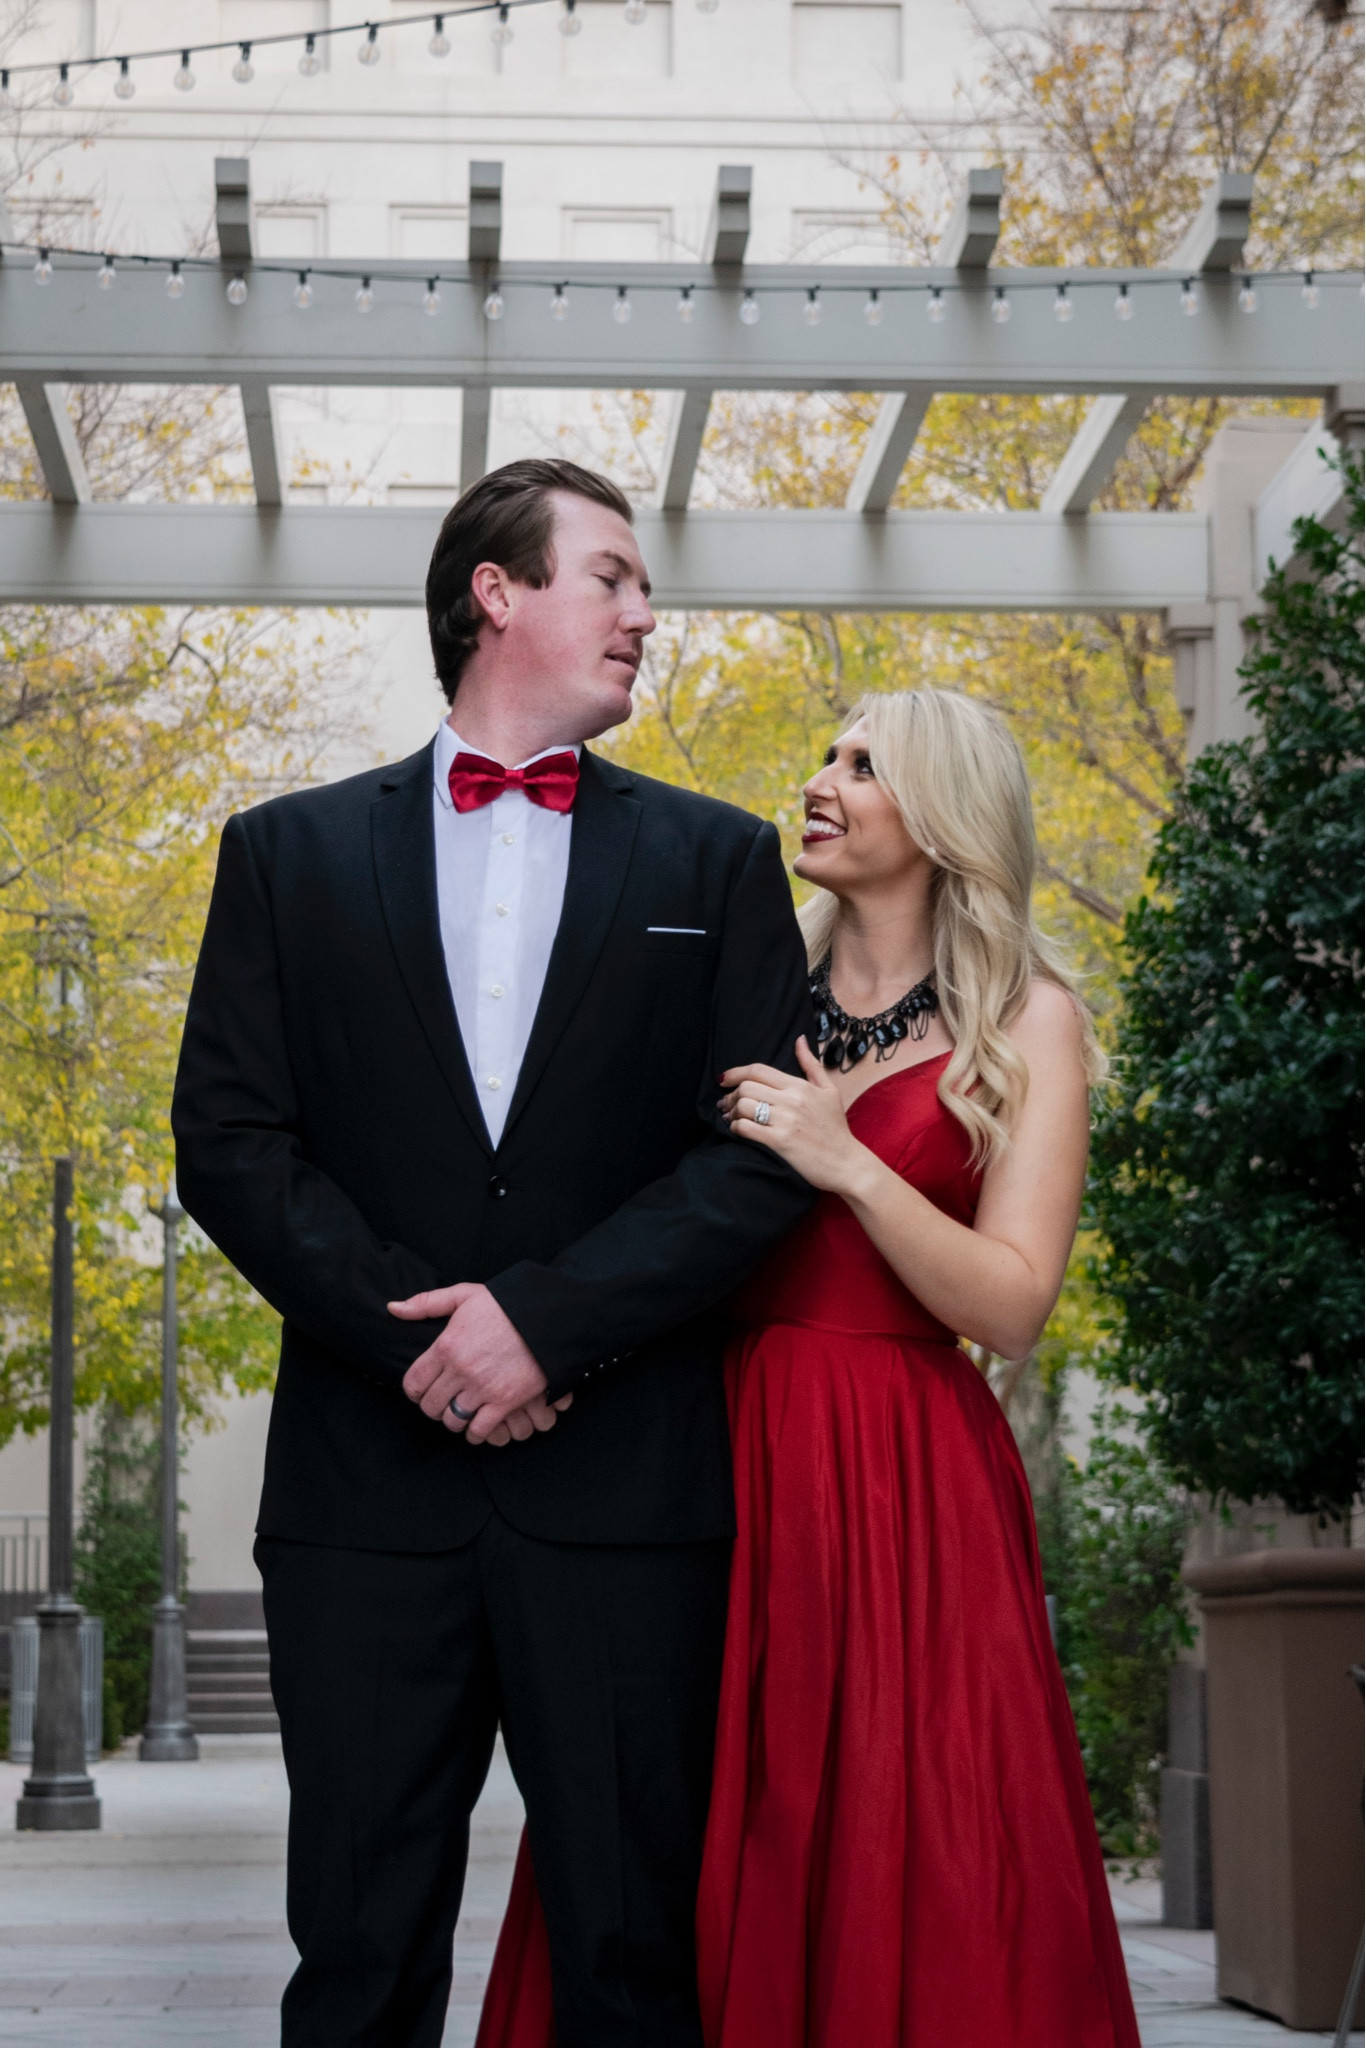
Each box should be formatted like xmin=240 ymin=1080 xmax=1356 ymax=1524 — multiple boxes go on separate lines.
xmin=501 ymin=749 xmax=641 ymax=1144
xmin=371 ymin=744 xmax=492 ymax=1157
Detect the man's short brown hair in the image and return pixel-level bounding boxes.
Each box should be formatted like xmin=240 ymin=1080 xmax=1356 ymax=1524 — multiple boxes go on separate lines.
xmin=425 ymin=458 xmax=634 ymax=704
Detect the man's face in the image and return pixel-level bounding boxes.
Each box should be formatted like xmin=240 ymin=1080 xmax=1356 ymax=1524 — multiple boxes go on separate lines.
xmin=503 ymin=491 xmax=656 ymax=740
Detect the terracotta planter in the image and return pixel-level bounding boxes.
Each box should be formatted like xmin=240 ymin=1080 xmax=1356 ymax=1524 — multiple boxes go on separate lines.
xmin=1183 ymin=1547 xmax=1363 ymax=2030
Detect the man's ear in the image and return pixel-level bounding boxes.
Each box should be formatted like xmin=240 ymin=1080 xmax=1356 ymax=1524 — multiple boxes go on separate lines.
xmin=469 ymin=561 xmax=514 ymax=632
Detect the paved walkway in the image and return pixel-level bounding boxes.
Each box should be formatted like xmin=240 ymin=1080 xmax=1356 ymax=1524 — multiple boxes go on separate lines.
xmin=0 ymin=1738 xmax=1358 ymax=2046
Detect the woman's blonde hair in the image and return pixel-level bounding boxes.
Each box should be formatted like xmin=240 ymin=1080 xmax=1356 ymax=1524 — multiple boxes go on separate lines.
xmin=797 ymin=688 xmax=1106 ymax=1162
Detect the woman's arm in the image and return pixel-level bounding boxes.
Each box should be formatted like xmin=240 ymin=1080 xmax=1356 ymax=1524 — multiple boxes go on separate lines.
xmin=720 ymin=981 xmax=1090 ymax=1359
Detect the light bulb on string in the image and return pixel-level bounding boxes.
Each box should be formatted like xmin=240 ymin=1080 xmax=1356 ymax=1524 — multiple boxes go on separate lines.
xmin=483 ymin=285 xmax=505 ymax=320
xmin=33 ymin=248 xmax=52 ymax=284
xmin=803 ymin=287 xmax=822 ymax=327
xmin=927 ymin=286 xmax=946 ymax=324
xmin=114 ymin=57 xmax=135 ymax=99
xmin=624 ymin=0 xmax=648 ymax=20
xmin=0 ymin=71 xmax=11 ymax=111
xmin=294 ymin=270 xmax=314 ymax=310
xmin=358 ymin=23 xmax=382 ymax=64
xmin=550 ymin=283 xmax=570 ymax=321
xmin=1054 ymin=283 xmax=1073 ymax=324
xmin=739 ymin=289 xmax=760 ymax=326
xmin=1302 ymin=270 xmax=1320 ymax=309
xmin=613 ymin=286 xmax=633 ymax=325
xmin=491 ymin=5 xmax=513 ymax=45
xmin=864 ymin=288 xmax=882 ymax=327
xmin=226 ymin=273 xmax=248 ymax=305
xmin=1238 ymin=275 xmax=1257 ymax=314
xmin=429 ymin=16 xmax=450 ymax=55
xmin=677 ymin=285 xmax=695 ymax=323
xmin=299 ymin=35 xmax=322 ymax=75
xmin=1180 ymin=277 xmax=1198 ymax=316
xmin=1114 ymin=282 xmax=1134 ymax=321
xmin=166 ymin=261 xmax=185 ymax=301
xmin=991 ymin=286 xmax=1011 ymax=325
xmin=97 ymin=255 xmax=116 ymax=289
xmin=232 ymin=43 xmax=255 ymax=82
xmin=560 ymin=0 xmax=582 ymax=33
xmin=173 ymin=50 xmax=195 ymax=89
xmin=423 ymin=278 xmax=441 ymax=315
xmin=697 ymin=0 xmax=720 ymax=11
xmin=355 ymin=276 xmax=374 ymax=313
xmin=53 ymin=64 xmax=74 ymax=106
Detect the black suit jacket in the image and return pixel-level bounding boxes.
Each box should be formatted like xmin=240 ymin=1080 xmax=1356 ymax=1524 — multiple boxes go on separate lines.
xmin=172 ymin=742 xmax=816 ymax=1551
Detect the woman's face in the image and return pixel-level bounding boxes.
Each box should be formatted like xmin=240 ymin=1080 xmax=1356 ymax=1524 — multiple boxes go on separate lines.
xmin=794 ymin=720 xmax=924 ymax=896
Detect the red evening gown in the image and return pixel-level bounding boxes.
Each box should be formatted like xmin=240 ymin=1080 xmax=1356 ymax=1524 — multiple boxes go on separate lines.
xmin=475 ymin=1053 xmax=1141 ymax=2048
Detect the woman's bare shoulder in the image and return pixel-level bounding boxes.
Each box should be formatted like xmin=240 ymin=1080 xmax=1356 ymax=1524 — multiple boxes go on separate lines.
xmin=1009 ymin=978 xmax=1087 ymax=1072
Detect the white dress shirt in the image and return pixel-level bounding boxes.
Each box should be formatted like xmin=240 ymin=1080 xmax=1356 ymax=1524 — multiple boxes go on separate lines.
xmin=432 ymin=723 xmax=577 ymax=1146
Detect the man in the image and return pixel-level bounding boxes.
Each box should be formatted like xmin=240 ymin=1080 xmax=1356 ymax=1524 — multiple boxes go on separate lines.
xmin=172 ymin=458 xmax=815 ymax=2048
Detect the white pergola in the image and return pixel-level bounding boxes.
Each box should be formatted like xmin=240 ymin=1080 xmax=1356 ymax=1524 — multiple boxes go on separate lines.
xmin=1 ymin=158 xmax=1360 ymax=748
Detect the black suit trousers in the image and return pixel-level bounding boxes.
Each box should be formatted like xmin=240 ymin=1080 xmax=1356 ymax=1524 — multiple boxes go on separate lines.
xmin=259 ymin=1519 xmax=731 ymax=2048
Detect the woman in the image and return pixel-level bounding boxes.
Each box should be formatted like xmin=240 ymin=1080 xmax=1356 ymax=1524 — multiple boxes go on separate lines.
xmin=477 ymin=689 xmax=1140 ymax=2048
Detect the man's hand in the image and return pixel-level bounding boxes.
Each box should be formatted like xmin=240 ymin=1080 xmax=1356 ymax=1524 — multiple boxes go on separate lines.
xmin=388 ymin=1282 xmax=570 ymax=1447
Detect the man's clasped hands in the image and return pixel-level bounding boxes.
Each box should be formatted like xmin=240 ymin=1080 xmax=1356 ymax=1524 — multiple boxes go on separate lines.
xmin=388 ymin=1283 xmax=572 ymax=1446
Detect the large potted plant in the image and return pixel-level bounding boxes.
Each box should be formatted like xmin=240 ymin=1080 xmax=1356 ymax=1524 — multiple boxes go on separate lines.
xmin=1090 ymin=456 xmax=1363 ymax=2027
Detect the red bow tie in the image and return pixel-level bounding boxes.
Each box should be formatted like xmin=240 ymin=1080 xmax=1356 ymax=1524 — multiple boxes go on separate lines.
xmin=448 ymin=749 xmax=580 ymax=815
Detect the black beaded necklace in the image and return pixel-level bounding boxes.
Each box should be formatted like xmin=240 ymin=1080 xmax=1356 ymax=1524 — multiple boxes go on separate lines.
xmin=810 ymin=954 xmax=939 ymax=1072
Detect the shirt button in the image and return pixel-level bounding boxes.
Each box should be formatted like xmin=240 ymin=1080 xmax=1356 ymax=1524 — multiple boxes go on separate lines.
xmin=490 ymin=984 xmax=505 ymax=999
xmin=502 ymin=832 xmax=515 ymax=846
xmin=487 ymin=1175 xmax=508 ymax=1199
xmin=485 ymin=1076 xmax=502 ymax=1091
xmin=495 ymin=903 xmax=510 ymax=917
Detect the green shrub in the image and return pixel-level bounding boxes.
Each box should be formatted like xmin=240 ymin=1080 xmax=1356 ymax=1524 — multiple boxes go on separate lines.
xmin=1053 ymin=1409 xmax=1193 ymax=1858
xmin=74 ymin=1407 xmax=161 ymax=1749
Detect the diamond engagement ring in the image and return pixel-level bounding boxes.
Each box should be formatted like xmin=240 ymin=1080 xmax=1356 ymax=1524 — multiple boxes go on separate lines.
xmin=448 ymin=1396 xmax=477 ymax=1421
xmin=753 ymin=1100 xmax=772 ymax=1125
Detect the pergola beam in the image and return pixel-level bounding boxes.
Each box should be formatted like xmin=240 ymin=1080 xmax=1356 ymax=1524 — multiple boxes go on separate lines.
xmin=0 ymin=502 xmax=1211 ymax=613
xmin=13 ymin=381 xmax=91 ymax=504
xmin=216 ymin=158 xmax=283 ymax=507
xmin=3 ymin=260 xmax=1348 ymax=396
xmin=1172 ymin=172 xmax=1256 ymax=275
xmin=935 ymin=167 xmax=1003 ymax=269
xmin=658 ymin=388 xmax=713 ymax=510
xmin=845 ymin=388 xmax=934 ymax=514
xmin=1041 ymin=392 xmax=1149 ymax=516
xmin=653 ymin=166 xmax=756 ymax=510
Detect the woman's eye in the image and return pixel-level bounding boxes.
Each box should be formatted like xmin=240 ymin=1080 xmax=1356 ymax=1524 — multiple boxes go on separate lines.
xmin=853 ymin=755 xmax=874 ymax=776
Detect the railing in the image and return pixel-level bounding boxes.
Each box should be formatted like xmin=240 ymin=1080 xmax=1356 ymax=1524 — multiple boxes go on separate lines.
xmin=0 ymin=1513 xmax=49 ymax=1598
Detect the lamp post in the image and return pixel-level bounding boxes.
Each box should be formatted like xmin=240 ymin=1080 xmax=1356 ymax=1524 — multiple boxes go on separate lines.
xmin=17 ymin=1157 xmax=101 ymax=1830
xmin=140 ymin=1187 xmax=198 ymax=1762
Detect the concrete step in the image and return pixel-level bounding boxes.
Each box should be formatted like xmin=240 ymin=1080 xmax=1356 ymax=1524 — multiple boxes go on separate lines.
xmin=185 ymin=1669 xmax=272 ymax=1695
xmin=192 ymin=1707 xmax=282 ymax=1734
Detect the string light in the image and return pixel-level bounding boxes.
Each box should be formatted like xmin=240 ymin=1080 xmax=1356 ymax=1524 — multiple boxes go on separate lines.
xmin=33 ymin=248 xmax=52 ymax=284
xmin=232 ymin=43 xmax=255 ymax=82
xmin=1180 ymin=277 xmax=1198 ymax=316
xmin=697 ymin=0 xmax=720 ymax=11
xmin=624 ymin=0 xmax=648 ymax=19
xmin=483 ymin=284 xmax=505 ymax=320
xmin=429 ymin=16 xmax=451 ymax=54
xmin=739 ymin=288 xmax=760 ymax=326
xmin=166 ymin=261 xmax=185 ymax=300
xmin=0 ymin=70 xmax=10 ymax=111
xmin=174 ymin=51 xmax=195 ymax=89
xmin=927 ymin=286 xmax=945 ymax=323
xmin=491 ymin=5 xmax=514 ymax=44
xmin=356 ymin=276 xmax=374 ymax=312
xmin=114 ymin=57 xmax=135 ymax=99
xmin=299 ymin=35 xmax=323 ymax=75
xmin=613 ymin=285 xmax=633 ymax=324
xmin=97 ymin=255 xmax=116 ymax=289
xmin=294 ymin=270 xmax=314 ymax=310
xmin=864 ymin=289 xmax=882 ymax=327
xmin=803 ymin=286 xmax=822 ymax=327
xmin=227 ymin=274 xmax=248 ymax=305
xmin=1114 ymin=282 xmax=1134 ymax=321
xmin=359 ymin=23 xmax=382 ymax=63
xmin=1054 ymin=283 xmax=1072 ymax=324
xmin=550 ymin=282 xmax=570 ymax=320
xmin=53 ymin=64 xmax=74 ymax=106
xmin=560 ymin=0 xmax=582 ymax=32
xmin=1302 ymin=270 xmax=1320 ymax=309
xmin=423 ymin=277 xmax=441 ymax=314
xmin=677 ymin=285 xmax=695 ymax=323
xmin=991 ymin=286 xmax=1011 ymax=324
xmin=1238 ymin=275 xmax=1257 ymax=313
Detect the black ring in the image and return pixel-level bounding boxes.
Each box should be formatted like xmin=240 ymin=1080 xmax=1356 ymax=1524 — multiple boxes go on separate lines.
xmin=448 ymin=1396 xmax=477 ymax=1421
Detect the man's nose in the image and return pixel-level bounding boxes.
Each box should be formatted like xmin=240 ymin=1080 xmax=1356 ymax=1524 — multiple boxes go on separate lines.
xmin=624 ymin=585 xmax=656 ymax=635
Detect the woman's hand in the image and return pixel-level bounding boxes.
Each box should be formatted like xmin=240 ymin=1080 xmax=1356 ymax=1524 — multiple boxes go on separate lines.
xmin=719 ymin=1037 xmax=868 ymax=1194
